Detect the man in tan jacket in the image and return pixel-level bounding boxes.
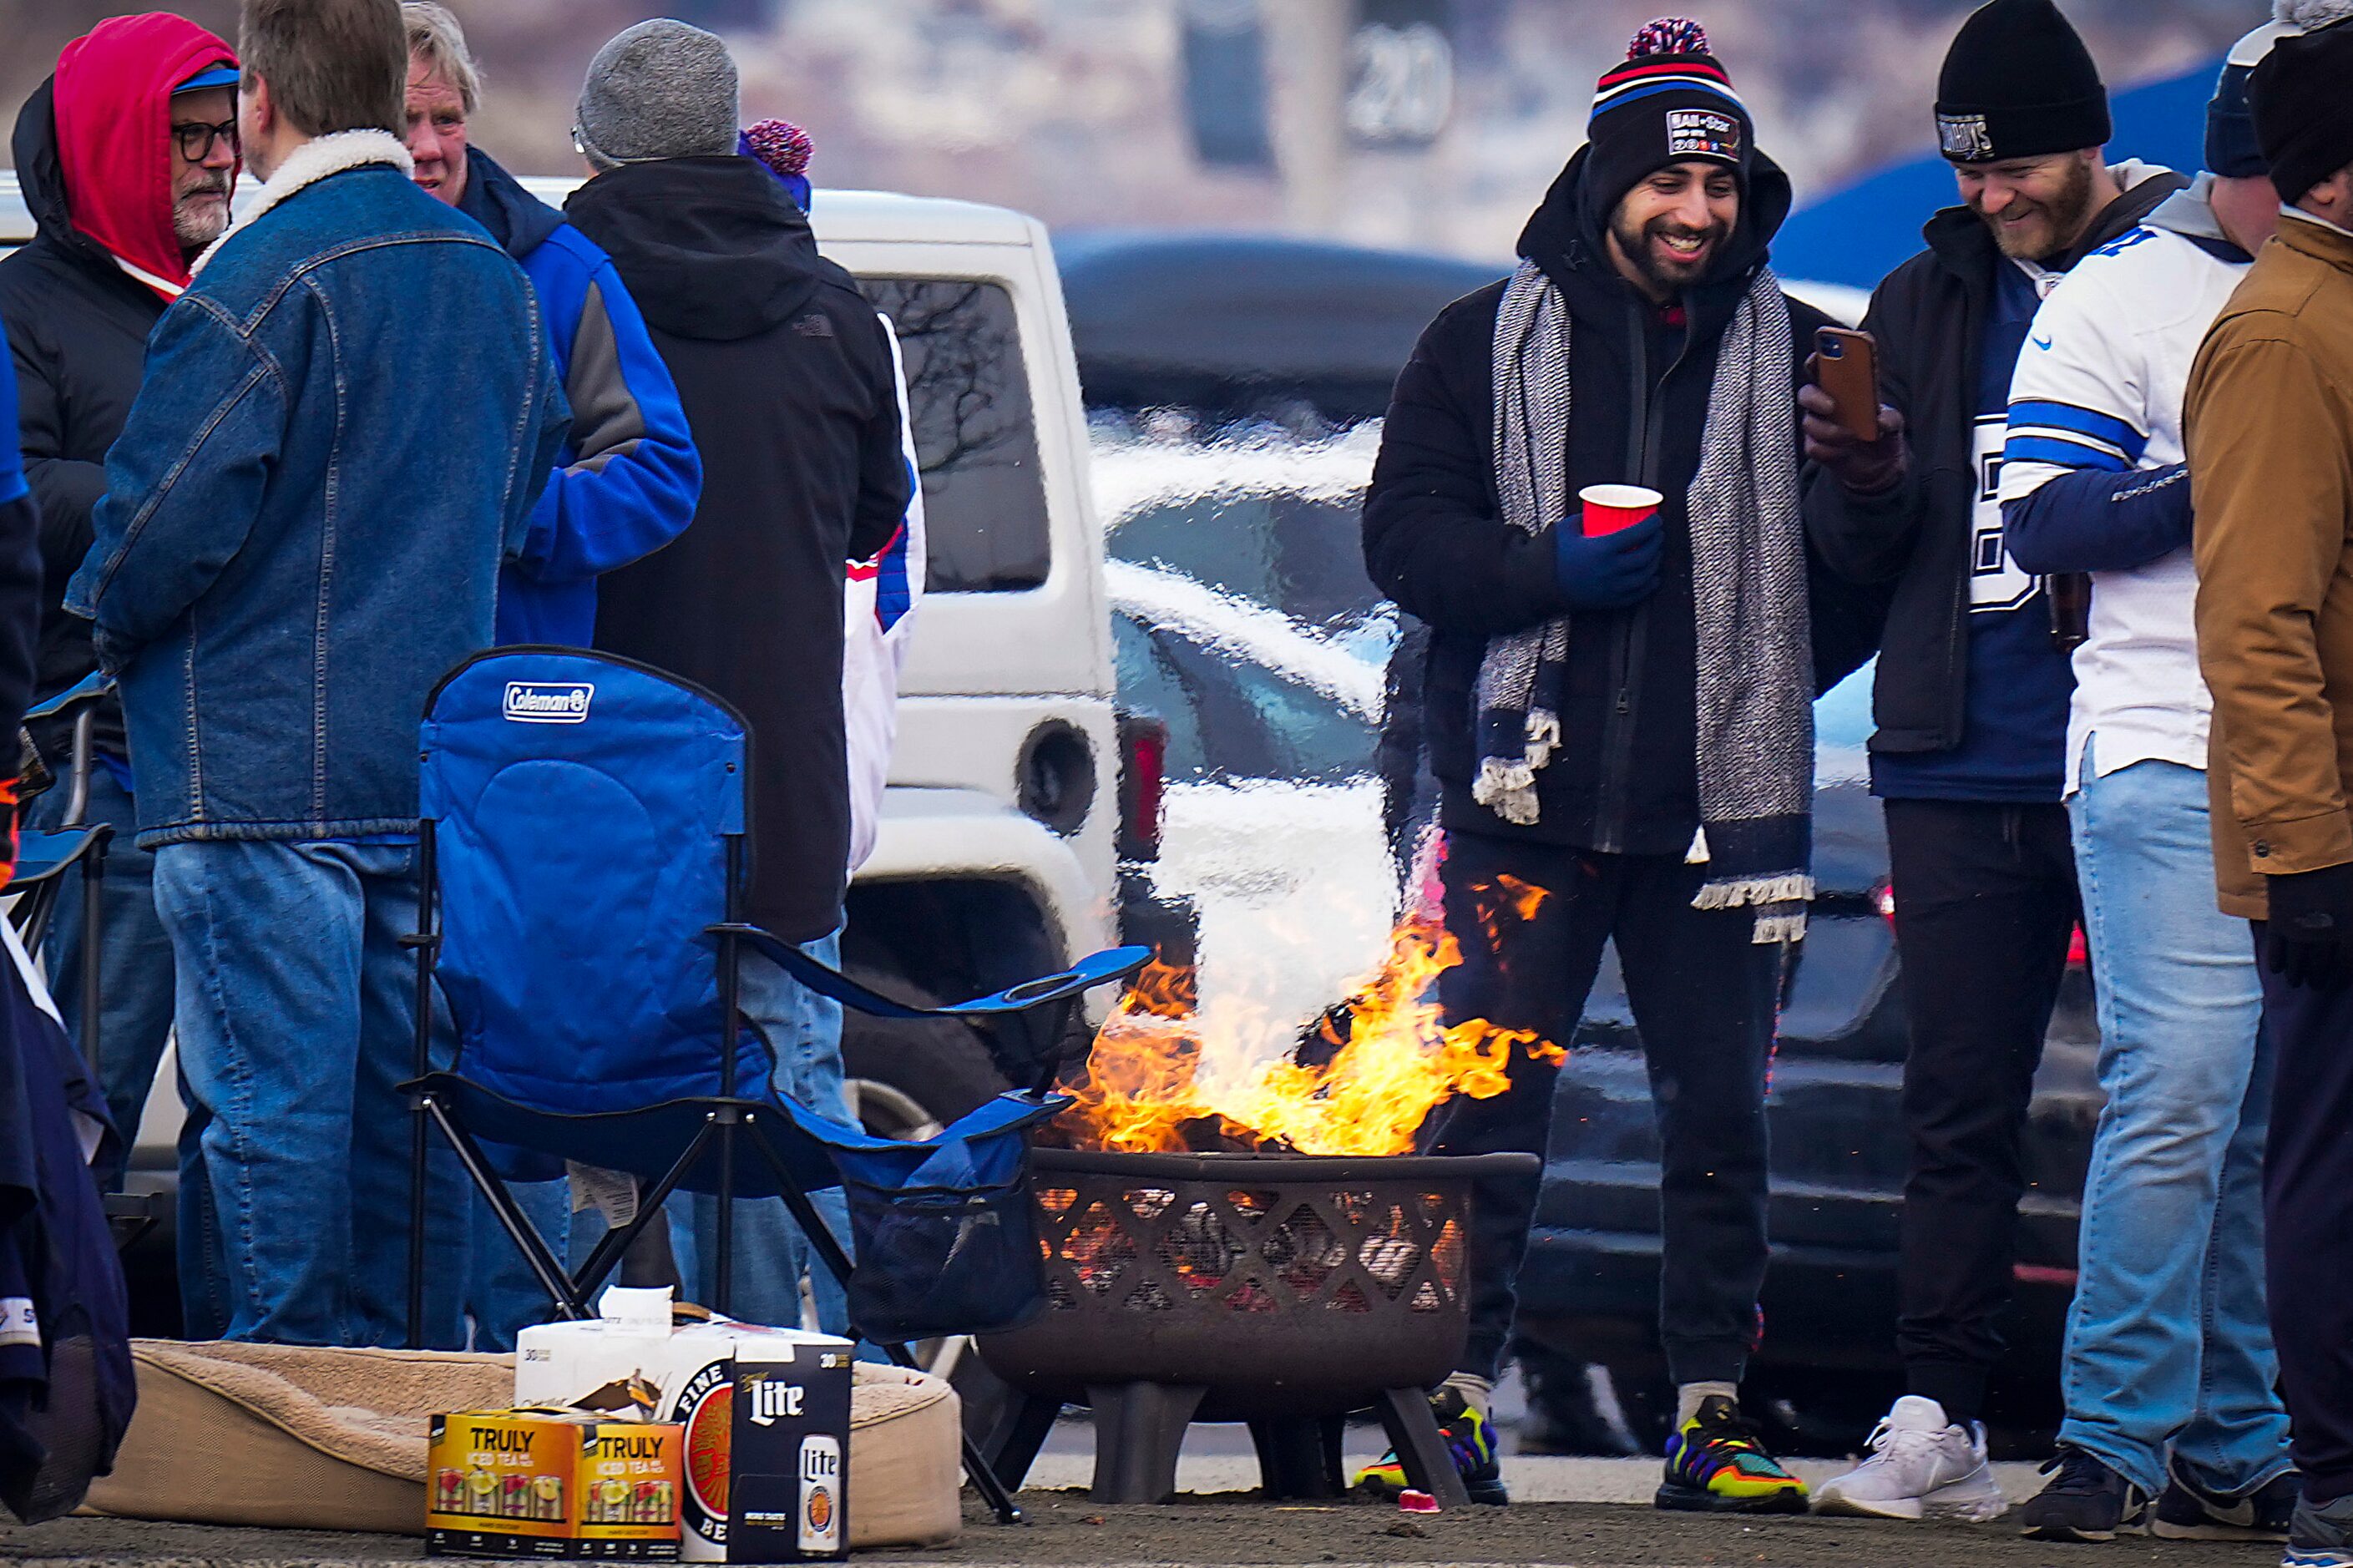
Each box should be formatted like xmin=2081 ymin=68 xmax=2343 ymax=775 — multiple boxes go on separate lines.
xmin=2186 ymin=15 xmax=2353 ymax=1560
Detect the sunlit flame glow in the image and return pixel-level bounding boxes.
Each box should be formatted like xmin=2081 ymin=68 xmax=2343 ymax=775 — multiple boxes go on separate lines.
xmin=1058 ymin=884 xmax=1563 ymax=1156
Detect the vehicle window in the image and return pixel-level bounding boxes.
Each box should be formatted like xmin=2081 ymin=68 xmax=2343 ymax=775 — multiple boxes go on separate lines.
xmin=858 ymin=278 xmax=1050 ymax=593
xmin=1111 ymin=615 xmax=1209 ymax=779
xmin=1116 ymin=613 xmax=1375 ymax=784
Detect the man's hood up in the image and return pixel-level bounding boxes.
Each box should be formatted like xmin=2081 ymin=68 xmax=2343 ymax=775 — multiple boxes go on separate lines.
xmin=563 ymin=154 xmax=831 ymax=342
xmin=456 ymin=144 xmax=565 ymax=261
xmin=1515 ymin=141 xmax=1796 ymax=296
xmin=43 ymin=13 xmax=239 ymax=301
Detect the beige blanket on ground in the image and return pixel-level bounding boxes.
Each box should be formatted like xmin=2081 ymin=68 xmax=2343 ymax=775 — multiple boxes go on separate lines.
xmin=85 ymin=1339 xmax=960 ymax=1547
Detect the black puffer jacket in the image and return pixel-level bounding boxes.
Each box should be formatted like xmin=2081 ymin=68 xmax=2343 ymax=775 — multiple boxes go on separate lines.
xmin=0 ymin=81 xmax=157 ymax=765
xmin=1362 ymin=146 xmax=1880 ymax=856
xmin=571 ymin=157 xmax=912 ymax=943
xmin=1802 ymin=164 xmax=2184 ymax=757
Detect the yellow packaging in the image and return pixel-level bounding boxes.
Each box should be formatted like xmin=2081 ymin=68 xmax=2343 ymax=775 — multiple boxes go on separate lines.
xmin=428 ymin=1409 xmax=682 ymax=1560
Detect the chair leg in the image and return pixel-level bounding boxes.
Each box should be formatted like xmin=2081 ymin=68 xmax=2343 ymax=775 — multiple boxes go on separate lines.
xmin=1374 ymin=1386 xmax=1471 ymax=1510
xmin=741 ymin=1124 xmax=1025 ymax=1525
xmin=426 ymin=1097 xmax=588 ymax=1320
xmin=569 ymin=1117 xmax=718 ymax=1303
xmin=979 ymin=1392 xmax=1060 ymax=1494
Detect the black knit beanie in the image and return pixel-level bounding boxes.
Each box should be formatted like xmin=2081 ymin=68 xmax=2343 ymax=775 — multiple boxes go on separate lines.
xmin=2254 ymin=16 xmax=2353 ymax=201
xmin=1935 ymin=0 xmax=2110 ymax=164
xmin=1582 ymin=18 xmax=1753 ymax=229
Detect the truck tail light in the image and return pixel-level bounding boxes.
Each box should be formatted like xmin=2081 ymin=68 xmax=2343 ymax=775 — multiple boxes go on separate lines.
xmin=1117 ymin=712 xmax=1166 ymax=862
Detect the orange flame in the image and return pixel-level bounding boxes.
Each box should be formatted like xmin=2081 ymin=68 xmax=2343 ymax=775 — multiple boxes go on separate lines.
xmin=1058 ymin=887 xmax=1563 ymax=1156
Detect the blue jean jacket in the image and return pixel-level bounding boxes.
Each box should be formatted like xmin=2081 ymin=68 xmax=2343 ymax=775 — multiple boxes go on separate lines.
xmin=66 ymin=134 xmax=568 ymax=847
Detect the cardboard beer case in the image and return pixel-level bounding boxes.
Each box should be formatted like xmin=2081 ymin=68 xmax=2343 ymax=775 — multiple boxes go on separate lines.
xmin=514 ymin=1302 xmax=853 ymax=1563
xmin=425 ymin=1408 xmax=683 ymax=1560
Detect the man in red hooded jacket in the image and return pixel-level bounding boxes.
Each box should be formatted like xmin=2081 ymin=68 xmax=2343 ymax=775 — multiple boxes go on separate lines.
xmin=0 ymin=13 xmax=240 ymax=1328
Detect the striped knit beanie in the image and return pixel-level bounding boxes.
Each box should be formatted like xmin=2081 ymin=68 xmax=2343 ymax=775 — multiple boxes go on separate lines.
xmin=1583 ymin=18 xmax=1752 ymax=225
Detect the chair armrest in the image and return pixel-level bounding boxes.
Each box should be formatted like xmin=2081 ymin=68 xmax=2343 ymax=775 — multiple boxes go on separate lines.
xmin=711 ymin=924 xmax=1151 ymax=1019
xmin=24 ymin=671 xmax=115 ymax=725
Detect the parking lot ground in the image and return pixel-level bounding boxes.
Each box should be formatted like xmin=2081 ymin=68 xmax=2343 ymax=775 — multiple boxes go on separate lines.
xmin=1 ymin=1492 xmax=2285 ymax=1568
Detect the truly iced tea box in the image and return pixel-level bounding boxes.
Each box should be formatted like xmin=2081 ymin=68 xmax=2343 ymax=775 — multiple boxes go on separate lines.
xmin=514 ymin=1303 xmax=853 ymax=1562
xmin=427 ymin=1409 xmax=682 ymax=1560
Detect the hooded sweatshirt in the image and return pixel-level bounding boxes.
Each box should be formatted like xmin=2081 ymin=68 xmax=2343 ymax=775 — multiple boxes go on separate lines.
xmin=568 ymin=155 xmax=913 ymax=942
xmin=0 ymin=15 xmax=235 ymax=766
xmin=1361 ymin=144 xmax=1874 ymax=853
xmin=53 ymin=15 xmax=238 ymax=303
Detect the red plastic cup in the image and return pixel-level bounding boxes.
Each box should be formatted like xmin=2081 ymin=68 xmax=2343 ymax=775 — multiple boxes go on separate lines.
xmin=1580 ymin=483 xmax=1663 ymax=537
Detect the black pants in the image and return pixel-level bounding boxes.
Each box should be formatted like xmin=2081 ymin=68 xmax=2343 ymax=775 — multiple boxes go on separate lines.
xmin=2254 ymin=926 xmax=2353 ymax=1505
xmin=1426 ymin=830 xmax=1779 ymax=1388
xmin=1882 ymin=798 xmax=2079 ymax=1424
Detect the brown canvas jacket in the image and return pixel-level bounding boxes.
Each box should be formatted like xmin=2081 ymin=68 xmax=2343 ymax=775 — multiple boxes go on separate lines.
xmin=2188 ymin=210 xmax=2353 ymax=919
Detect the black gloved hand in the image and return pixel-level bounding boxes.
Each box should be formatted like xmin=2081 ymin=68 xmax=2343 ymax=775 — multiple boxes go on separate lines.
xmin=1553 ymin=513 xmax=1664 ymax=610
xmin=2264 ymin=861 xmax=2353 ymax=990
xmin=1799 ymin=371 xmax=1909 ymax=498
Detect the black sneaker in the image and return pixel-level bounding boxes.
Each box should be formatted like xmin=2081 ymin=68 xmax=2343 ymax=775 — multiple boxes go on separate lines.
xmin=1350 ymin=1387 xmax=1509 ymax=1505
xmin=2151 ymin=1456 xmax=2296 ymax=1542
xmin=2019 ymin=1446 xmax=2152 ymax=1542
xmin=2287 ymin=1490 xmax=2353 ymax=1567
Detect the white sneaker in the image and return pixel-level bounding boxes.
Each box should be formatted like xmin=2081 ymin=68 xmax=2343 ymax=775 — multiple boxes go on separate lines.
xmin=1812 ymin=1396 xmax=2009 ymax=1521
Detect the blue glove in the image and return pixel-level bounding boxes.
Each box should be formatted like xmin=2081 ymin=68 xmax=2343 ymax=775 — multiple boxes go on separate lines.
xmin=1553 ymin=513 xmax=1663 ymax=609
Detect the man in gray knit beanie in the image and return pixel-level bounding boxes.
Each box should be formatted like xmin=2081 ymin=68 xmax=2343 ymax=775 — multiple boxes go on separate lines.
xmin=573 ymin=18 xmax=738 ymax=166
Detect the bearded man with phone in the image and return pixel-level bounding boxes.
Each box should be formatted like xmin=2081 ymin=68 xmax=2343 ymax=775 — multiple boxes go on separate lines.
xmin=1359 ymin=14 xmax=1876 ymax=1515
xmin=1800 ymin=0 xmax=2186 ymax=1527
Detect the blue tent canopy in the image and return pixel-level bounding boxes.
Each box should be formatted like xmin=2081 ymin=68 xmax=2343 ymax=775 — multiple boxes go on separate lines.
xmin=1773 ymin=55 xmax=2222 ymax=293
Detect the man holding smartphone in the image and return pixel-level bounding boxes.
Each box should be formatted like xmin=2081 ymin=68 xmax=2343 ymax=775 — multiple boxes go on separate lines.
xmin=1802 ymin=0 xmax=2185 ymax=1524
xmin=1359 ymin=14 xmax=1875 ymax=1514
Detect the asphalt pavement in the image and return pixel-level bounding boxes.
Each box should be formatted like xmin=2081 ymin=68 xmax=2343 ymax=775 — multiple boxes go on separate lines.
xmin=0 ymin=1496 xmax=2290 ymax=1567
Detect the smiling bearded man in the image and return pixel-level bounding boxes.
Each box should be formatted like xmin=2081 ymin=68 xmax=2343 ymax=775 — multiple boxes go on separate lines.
xmin=1359 ymin=14 xmax=1882 ymax=1515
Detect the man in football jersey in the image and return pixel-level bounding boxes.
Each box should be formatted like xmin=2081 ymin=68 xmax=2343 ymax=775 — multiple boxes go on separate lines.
xmin=1988 ymin=10 xmax=2318 ymax=1542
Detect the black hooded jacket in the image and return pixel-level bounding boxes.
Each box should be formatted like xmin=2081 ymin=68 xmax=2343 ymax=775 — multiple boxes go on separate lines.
xmin=1362 ymin=146 xmax=1880 ymax=856
xmin=569 ymin=156 xmax=912 ymax=943
xmin=0 ymin=80 xmax=157 ymax=764
xmin=1802 ymin=164 xmax=2185 ymax=758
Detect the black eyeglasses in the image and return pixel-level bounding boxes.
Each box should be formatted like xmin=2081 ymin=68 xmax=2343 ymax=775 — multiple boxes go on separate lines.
xmin=172 ymin=119 xmax=240 ymax=162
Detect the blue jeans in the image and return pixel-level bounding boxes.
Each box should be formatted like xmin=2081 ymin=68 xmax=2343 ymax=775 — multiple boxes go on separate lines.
xmin=466 ymin=1179 xmax=572 ymax=1352
xmin=27 ymin=767 xmax=176 ymax=1188
xmin=2062 ymin=751 xmax=2290 ymax=1495
xmin=666 ymin=933 xmax=853 ymax=1332
xmin=152 ymin=839 xmax=469 ymax=1348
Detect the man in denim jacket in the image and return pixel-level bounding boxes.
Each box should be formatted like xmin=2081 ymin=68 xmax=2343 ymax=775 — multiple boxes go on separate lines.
xmin=66 ymin=0 xmax=565 ymax=1348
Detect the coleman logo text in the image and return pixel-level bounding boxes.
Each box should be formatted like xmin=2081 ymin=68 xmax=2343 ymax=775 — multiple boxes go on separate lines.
xmin=503 ymin=682 xmax=594 ymax=723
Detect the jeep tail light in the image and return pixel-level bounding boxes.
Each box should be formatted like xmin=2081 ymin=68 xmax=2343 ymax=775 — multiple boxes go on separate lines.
xmin=1117 ymin=712 xmax=1166 ymax=862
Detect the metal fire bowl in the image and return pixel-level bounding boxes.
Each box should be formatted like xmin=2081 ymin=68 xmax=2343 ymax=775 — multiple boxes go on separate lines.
xmin=977 ymin=1147 xmax=1541 ymax=1422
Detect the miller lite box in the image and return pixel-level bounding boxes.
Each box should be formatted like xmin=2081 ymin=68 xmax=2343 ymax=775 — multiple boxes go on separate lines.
xmin=514 ymin=1293 xmax=853 ymax=1562
xmin=425 ymin=1408 xmax=682 ymax=1559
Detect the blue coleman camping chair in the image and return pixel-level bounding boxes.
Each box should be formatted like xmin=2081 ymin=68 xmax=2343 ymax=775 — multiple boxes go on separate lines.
xmin=401 ymin=647 xmax=1147 ymax=1523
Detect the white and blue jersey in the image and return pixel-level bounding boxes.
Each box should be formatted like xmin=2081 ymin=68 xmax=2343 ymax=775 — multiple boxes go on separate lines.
xmin=1996 ymin=190 xmax=2251 ymax=797
xmin=1873 ymin=256 xmax=2076 ymax=802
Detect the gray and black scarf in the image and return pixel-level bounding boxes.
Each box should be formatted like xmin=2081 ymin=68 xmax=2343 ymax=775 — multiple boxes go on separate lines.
xmin=1471 ymin=257 xmax=1814 ymax=943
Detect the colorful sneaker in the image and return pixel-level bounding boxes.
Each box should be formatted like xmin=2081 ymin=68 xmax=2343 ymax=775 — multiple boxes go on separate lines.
xmin=1350 ymin=1387 xmax=1508 ymax=1505
xmin=1812 ymin=1395 xmax=2007 ymax=1522
xmin=1656 ymin=1393 xmax=1809 ymax=1514
xmin=2285 ymin=1490 xmax=2353 ymax=1567
xmin=2018 ymin=1446 xmax=2151 ymax=1542
xmin=2152 ymin=1456 xmax=2296 ymax=1542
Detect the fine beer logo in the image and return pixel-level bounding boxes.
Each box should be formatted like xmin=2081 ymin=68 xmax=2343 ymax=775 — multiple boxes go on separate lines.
xmin=678 ymin=1362 xmax=733 ymax=1544
xmin=503 ymin=681 xmax=594 ymax=723
xmin=745 ymin=1375 xmax=807 ymax=1427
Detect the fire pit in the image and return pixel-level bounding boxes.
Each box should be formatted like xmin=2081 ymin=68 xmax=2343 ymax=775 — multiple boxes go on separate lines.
xmin=975 ymin=1146 xmax=1539 ymax=1505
